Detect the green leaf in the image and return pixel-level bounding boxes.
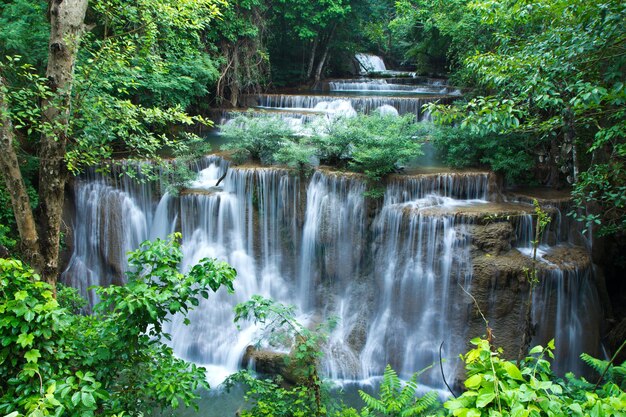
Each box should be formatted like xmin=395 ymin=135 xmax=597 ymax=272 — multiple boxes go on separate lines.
xmin=465 ymin=374 xmax=482 ymax=389
xmin=14 ymin=290 xmax=28 ymax=301
xmin=503 ymin=362 xmax=524 ymax=381
xmin=81 ymin=391 xmax=96 ymax=408
xmin=475 ymin=390 xmax=496 ymax=408
xmin=17 ymin=332 xmax=34 ymax=348
xmin=71 ymin=391 xmax=81 ymax=406
xmin=24 ymin=348 xmax=41 ymax=363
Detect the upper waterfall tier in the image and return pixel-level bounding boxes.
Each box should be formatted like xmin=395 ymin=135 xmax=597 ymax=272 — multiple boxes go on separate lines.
xmin=354 ymin=53 xmax=387 ymax=74
xmin=216 ymin=108 xmax=323 ymax=126
xmin=243 ymin=93 xmax=453 ymax=119
xmin=317 ymin=78 xmax=461 ymax=96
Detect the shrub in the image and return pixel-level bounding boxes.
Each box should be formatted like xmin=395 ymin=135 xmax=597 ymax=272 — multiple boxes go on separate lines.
xmin=221 ymin=114 xmax=294 ymax=164
xmin=0 ymin=233 xmax=237 ymax=417
xmin=431 ymin=126 xmax=535 ymax=183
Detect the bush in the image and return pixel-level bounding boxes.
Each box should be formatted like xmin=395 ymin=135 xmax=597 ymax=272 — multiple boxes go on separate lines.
xmin=431 ymin=126 xmax=535 ymax=183
xmin=221 ymin=114 xmax=294 ymax=164
xmin=445 ymin=338 xmax=626 ymax=417
xmin=0 ymin=233 xmax=236 ymax=417
xmin=220 ymin=113 xmax=426 ymax=184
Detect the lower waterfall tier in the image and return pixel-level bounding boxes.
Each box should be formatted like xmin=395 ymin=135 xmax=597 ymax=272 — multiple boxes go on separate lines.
xmin=61 ymin=158 xmax=603 ymax=386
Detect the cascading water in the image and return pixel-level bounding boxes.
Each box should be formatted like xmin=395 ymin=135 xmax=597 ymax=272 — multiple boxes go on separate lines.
xmin=64 ymin=158 xmax=603 ymax=386
xmin=360 ymin=204 xmax=474 ymax=383
xmin=355 ymin=53 xmax=387 ymax=73
xmin=532 ymin=266 xmax=603 ymax=376
xmin=65 ymin=49 xmax=602 ymax=387
xmin=62 ymin=166 xmax=155 ymax=305
xmin=327 ymin=79 xmax=461 ymax=96
xmin=255 ymin=94 xmax=448 ymax=119
xmin=298 ymin=171 xmax=366 ymax=312
xmin=165 ymin=167 xmax=302 ymax=385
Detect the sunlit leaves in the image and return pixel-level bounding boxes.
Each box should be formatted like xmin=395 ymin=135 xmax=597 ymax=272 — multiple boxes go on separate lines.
xmin=1 ymin=236 xmax=236 ymax=416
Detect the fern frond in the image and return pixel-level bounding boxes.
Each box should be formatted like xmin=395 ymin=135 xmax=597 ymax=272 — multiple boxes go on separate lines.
xmin=400 ymin=392 xmax=439 ymax=417
xmin=359 ymin=390 xmax=385 ymax=414
xmin=580 ymin=352 xmax=610 ymax=375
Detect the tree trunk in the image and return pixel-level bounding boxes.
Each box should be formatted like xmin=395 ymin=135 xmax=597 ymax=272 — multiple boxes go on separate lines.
xmin=313 ymin=23 xmax=337 ymax=83
xmin=0 ymin=78 xmax=42 ymax=269
xmin=230 ymin=45 xmax=240 ymax=107
xmin=563 ymin=107 xmax=578 ymax=183
xmin=306 ymin=37 xmax=319 ymax=80
xmin=38 ymin=0 xmax=89 ymax=285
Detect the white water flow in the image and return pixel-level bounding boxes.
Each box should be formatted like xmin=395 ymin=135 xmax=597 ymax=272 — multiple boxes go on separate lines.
xmin=256 ymin=94 xmax=446 ymax=119
xmin=64 ymin=156 xmax=602 ymax=385
xmin=62 ymin=168 xmax=155 ymax=306
xmin=532 ymin=267 xmax=603 ymax=375
xmin=355 ymin=53 xmax=387 ymax=73
xmin=62 ymin=48 xmax=602 ymax=388
xmin=164 ymin=167 xmax=301 ymax=386
xmin=327 ymin=79 xmax=462 ymax=96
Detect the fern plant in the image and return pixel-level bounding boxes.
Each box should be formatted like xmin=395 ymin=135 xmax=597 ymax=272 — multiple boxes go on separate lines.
xmin=580 ymin=353 xmax=626 ymax=391
xmin=358 ymin=365 xmax=440 ymax=417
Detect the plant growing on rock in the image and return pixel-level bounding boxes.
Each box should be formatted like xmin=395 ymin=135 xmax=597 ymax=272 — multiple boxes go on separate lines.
xmin=229 ymin=295 xmax=337 ymax=417
xmin=221 ymin=114 xmax=294 ymax=164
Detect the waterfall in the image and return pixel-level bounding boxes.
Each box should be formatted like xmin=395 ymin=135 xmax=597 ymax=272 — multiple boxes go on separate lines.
xmin=298 ymin=172 xmax=366 ymax=311
xmin=64 ymin=158 xmax=602 ymax=386
xmin=359 ymin=204 xmax=473 ymax=383
xmin=355 ymin=53 xmax=387 ymax=73
xmin=385 ymin=172 xmax=492 ymax=202
xmin=62 ymin=167 xmax=155 ymax=305
xmin=533 ymin=266 xmax=603 ymax=375
xmin=255 ymin=94 xmax=451 ymax=120
xmin=327 ymin=79 xmax=461 ymax=96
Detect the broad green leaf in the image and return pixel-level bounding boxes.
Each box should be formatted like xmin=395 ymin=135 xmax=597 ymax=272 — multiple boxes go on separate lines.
xmin=503 ymin=362 xmax=524 ymax=381
xmin=465 ymin=374 xmax=483 ymax=389
xmin=24 ymin=349 xmax=41 ymax=363
xmin=475 ymin=391 xmax=496 ymax=408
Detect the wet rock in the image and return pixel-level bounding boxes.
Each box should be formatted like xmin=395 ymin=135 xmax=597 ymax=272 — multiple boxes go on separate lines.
xmin=242 ymin=345 xmax=289 ymax=377
xmin=471 ymin=222 xmax=514 ymax=255
xmin=468 ymin=251 xmax=533 ymax=358
xmin=241 ymin=345 xmax=318 ymax=386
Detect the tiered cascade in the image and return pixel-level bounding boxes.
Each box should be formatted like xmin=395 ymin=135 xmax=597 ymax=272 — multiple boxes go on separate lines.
xmin=63 ymin=55 xmax=603 ymax=387
xmin=63 ymin=159 xmax=602 ymax=386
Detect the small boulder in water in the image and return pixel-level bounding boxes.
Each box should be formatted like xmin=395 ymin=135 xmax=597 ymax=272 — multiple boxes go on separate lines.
xmin=374 ymin=105 xmax=399 ymax=117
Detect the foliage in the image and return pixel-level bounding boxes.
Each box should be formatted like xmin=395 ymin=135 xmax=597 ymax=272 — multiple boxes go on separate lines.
xmin=345 ymin=114 xmax=423 ymax=181
xmin=0 ymin=233 xmax=237 ymax=416
xmin=0 ymin=0 xmax=49 ymax=69
xmin=0 ymin=156 xmax=38 ymax=254
xmin=0 ymin=0 xmax=224 ymax=265
xmin=571 ymin=162 xmax=626 ymax=236
xmin=445 ymin=338 xmax=626 ymax=417
xmin=220 ymin=113 xmax=424 ymax=185
xmin=208 ymin=0 xmax=271 ymax=104
xmin=230 ymin=295 xmax=337 ymax=417
xmin=358 ymin=365 xmax=441 ymax=417
xmin=425 ymin=0 xmax=626 ymax=235
xmin=266 ymin=0 xmax=351 ymax=84
xmin=431 ymin=126 xmax=535 ymax=183
xmin=221 ymin=114 xmax=295 ymax=164
xmin=274 ymin=139 xmax=317 ymax=173
xmin=226 ymin=371 xmax=327 ymax=417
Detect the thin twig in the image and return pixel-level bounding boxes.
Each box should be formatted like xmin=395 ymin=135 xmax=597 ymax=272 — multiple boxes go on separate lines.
xmin=439 ymin=341 xmax=456 ymax=398
xmin=215 ymin=168 xmax=228 ymax=186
